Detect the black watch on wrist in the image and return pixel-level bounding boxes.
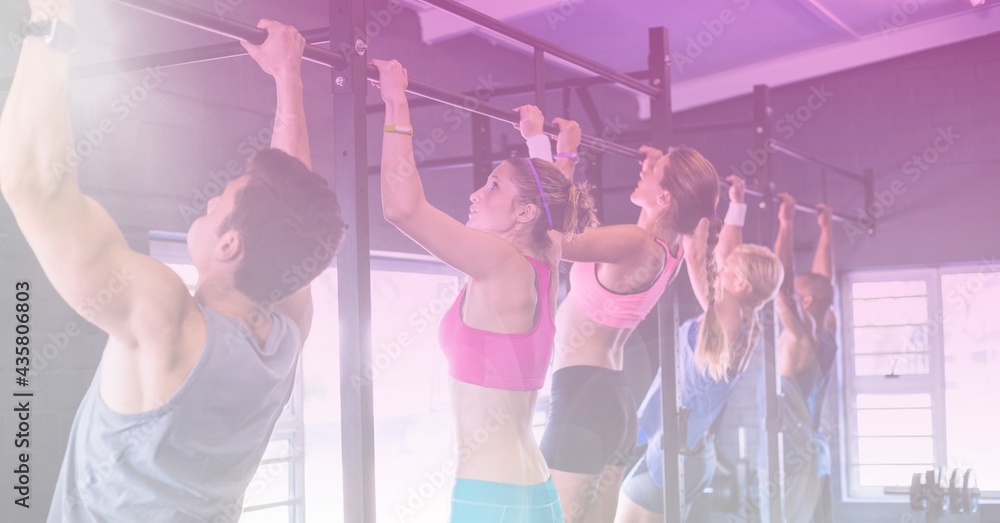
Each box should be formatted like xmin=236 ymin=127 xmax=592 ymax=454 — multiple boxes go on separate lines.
xmin=26 ymin=18 xmax=77 ymax=53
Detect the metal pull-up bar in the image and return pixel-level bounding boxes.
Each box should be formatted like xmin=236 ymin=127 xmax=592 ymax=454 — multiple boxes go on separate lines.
xmin=768 ymin=139 xmax=867 ymax=183
xmin=724 ymin=179 xmax=854 ymax=224
xmin=110 ymin=0 xmax=643 ymax=160
xmin=416 ymin=0 xmax=661 ymax=97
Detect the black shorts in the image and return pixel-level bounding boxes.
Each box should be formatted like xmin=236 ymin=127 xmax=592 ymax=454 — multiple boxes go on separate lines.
xmin=539 ymin=366 xmax=637 ymax=475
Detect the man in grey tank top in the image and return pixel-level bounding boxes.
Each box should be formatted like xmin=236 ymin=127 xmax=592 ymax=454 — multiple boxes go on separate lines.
xmin=0 ymin=2 xmax=344 ymax=520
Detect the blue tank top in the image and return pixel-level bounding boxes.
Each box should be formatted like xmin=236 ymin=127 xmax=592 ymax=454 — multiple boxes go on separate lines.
xmin=789 ymin=330 xmax=838 ymax=432
xmin=636 ymin=316 xmax=752 ymax=487
xmin=780 ymin=329 xmax=838 ymax=476
xmin=47 ymin=305 xmax=302 ymax=522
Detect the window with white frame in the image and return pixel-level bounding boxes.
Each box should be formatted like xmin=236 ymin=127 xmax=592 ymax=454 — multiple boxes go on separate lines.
xmin=842 ymin=263 xmax=1000 ymax=499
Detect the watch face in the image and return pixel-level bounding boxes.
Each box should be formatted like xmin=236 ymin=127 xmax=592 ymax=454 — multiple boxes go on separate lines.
xmin=25 ymin=19 xmax=76 ymax=52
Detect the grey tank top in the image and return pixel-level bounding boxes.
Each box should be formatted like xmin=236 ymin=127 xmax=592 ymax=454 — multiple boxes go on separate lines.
xmin=47 ymin=304 xmax=302 ymax=522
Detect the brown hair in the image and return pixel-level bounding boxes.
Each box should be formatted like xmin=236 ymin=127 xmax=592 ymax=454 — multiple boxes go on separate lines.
xmin=505 ymin=158 xmax=599 ymax=250
xmin=696 ymin=244 xmax=784 ymax=381
xmin=220 ymin=149 xmax=345 ymax=303
xmin=658 ymin=146 xmax=721 ymax=236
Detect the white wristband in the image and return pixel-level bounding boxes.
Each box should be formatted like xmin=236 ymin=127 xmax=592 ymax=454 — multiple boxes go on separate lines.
xmin=525 ymin=134 xmax=553 ymax=163
xmin=725 ymin=202 xmax=747 ymax=226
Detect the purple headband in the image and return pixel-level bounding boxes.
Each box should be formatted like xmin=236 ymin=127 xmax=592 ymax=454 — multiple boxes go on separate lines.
xmin=524 ymin=158 xmax=554 ymax=230
xmin=709 ymin=212 xmax=719 ymax=221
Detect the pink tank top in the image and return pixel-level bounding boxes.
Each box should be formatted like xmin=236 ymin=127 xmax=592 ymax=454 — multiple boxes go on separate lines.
xmin=438 ymin=256 xmax=556 ymax=391
xmin=564 ymin=238 xmax=684 ymax=329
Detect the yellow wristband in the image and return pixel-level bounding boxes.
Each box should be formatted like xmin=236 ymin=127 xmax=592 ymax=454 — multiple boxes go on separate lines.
xmin=384 ymin=124 xmax=413 ymax=136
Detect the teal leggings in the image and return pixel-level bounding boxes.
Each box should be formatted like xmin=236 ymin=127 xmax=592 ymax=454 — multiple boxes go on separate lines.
xmin=450 ymin=477 xmax=563 ymax=523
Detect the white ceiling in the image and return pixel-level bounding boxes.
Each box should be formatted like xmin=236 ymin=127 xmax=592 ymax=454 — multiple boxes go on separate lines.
xmin=403 ymin=0 xmax=1000 ymax=110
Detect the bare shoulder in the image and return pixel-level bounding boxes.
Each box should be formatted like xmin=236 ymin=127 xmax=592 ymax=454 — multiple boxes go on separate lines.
xmin=563 ymin=224 xmax=652 ymax=263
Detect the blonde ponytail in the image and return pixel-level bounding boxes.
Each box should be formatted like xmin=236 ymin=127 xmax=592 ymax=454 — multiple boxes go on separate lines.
xmin=696 ymin=243 xmax=784 ymax=381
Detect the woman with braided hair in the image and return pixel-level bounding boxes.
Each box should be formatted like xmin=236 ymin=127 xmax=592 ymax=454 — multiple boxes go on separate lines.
xmin=516 ymin=106 xmax=727 ymax=522
xmin=615 ymin=181 xmax=784 ymax=522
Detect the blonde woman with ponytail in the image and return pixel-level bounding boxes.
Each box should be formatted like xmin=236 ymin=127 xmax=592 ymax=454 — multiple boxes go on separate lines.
xmin=517 ymin=106 xmax=721 ymax=522
xmin=617 ymin=178 xmax=784 ymax=523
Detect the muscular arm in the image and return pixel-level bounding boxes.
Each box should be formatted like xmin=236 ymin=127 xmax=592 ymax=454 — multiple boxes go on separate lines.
xmin=242 ymin=20 xmax=315 ymax=338
xmin=376 ymin=60 xmax=525 ymax=280
xmin=774 ymin=194 xmax=811 ymax=340
xmin=813 ymin=204 xmax=837 ymax=333
xmin=812 ymin=205 xmax=834 ymax=280
xmin=560 ymin=224 xmax=652 ymax=264
xmin=715 ymin=175 xmax=745 ymax=266
xmin=0 ymin=11 xmax=195 ymax=352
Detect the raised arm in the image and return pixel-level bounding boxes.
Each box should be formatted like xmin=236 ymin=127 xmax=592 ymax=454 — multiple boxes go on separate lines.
xmin=812 ymin=203 xmax=838 ymax=332
xmin=552 ymin=117 xmax=581 ymax=181
xmin=559 ymin=145 xmax=664 ymax=263
xmin=241 ymin=19 xmax=314 ymax=337
xmin=812 ymin=203 xmax=835 ymax=279
xmin=774 ymin=193 xmax=810 ymax=339
xmin=516 ymin=107 xmax=581 ymax=182
xmin=374 ymin=59 xmax=523 ymax=280
xmin=243 ymin=20 xmax=311 ymax=169
xmin=0 ymin=2 xmax=196 ymax=350
xmin=715 ymin=175 xmax=745 ymax=265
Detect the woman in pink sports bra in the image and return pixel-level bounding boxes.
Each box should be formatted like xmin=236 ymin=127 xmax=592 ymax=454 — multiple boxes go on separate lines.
xmin=373 ymin=59 xmax=599 ymax=523
xmin=517 ymin=106 xmax=743 ymax=522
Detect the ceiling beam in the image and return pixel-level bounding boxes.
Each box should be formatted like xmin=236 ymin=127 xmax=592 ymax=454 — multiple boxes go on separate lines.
xmin=671 ymin=4 xmax=1000 ymax=112
xmin=403 ymin=0 xmax=562 ymax=43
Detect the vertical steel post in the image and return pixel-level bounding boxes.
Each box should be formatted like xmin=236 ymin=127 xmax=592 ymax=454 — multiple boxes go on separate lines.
xmin=472 ymin=114 xmax=493 ymax=190
xmin=534 ymin=47 xmax=547 ymax=115
xmin=574 ymin=86 xmax=606 ymax=221
xmin=864 ymin=168 xmax=876 ymax=236
xmin=649 ymin=26 xmax=685 ymax=523
xmin=754 ymin=83 xmax=785 ymax=523
xmin=332 ymin=1 xmax=376 ymax=522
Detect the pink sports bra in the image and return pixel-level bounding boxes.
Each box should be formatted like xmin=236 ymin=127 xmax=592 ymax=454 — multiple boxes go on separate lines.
xmin=438 ymin=256 xmax=556 ymax=391
xmin=564 ymin=238 xmax=684 ymax=329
